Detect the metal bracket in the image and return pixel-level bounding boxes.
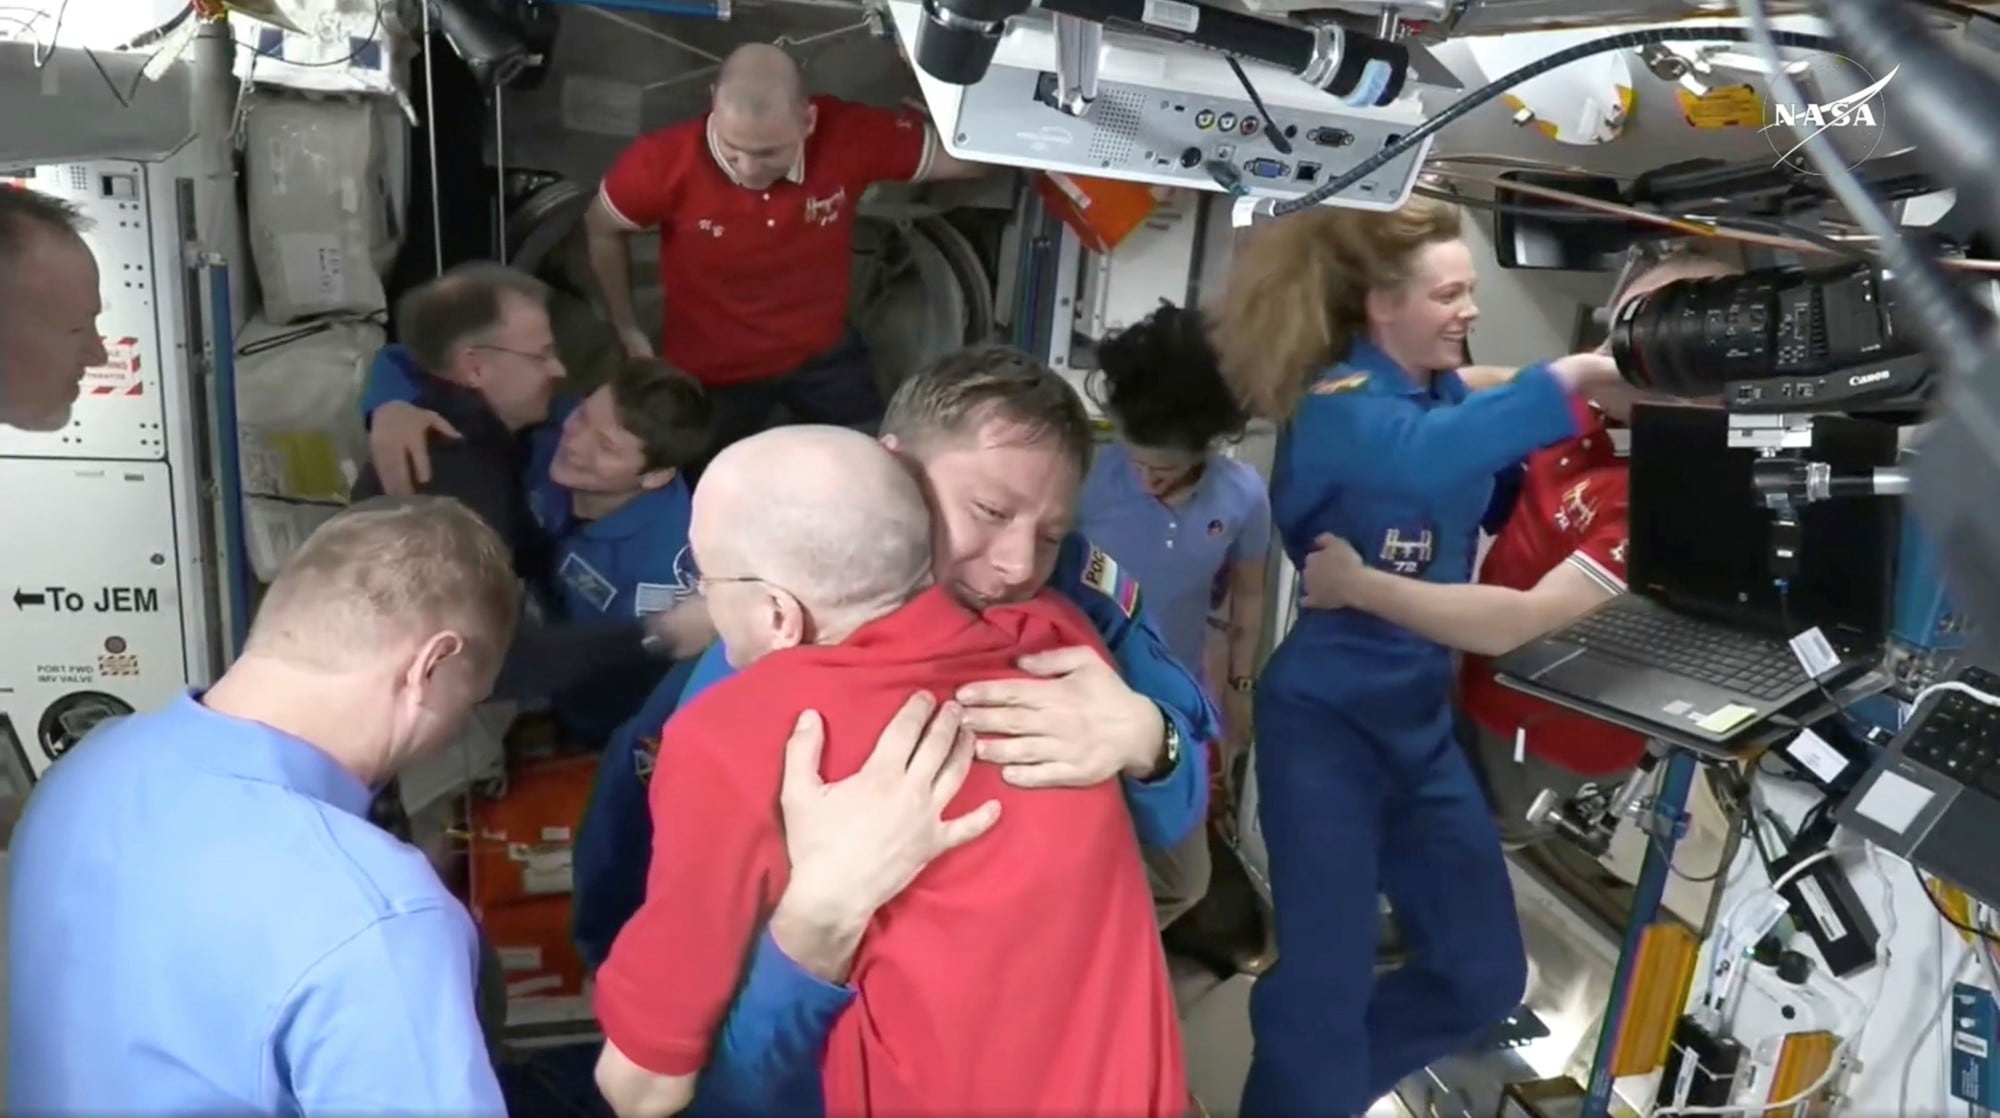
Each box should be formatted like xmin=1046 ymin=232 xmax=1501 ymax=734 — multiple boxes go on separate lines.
xmin=1636 ymin=794 xmax=1691 ymax=844
xmin=1051 ymin=13 xmax=1100 ymax=117
xmin=1728 ymin=411 xmax=1816 ymax=452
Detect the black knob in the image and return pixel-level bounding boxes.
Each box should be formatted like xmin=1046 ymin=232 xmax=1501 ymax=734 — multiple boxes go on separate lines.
xmin=1179 ymin=146 xmax=1202 ymax=169
xmin=1776 ymin=950 xmax=1814 ymax=985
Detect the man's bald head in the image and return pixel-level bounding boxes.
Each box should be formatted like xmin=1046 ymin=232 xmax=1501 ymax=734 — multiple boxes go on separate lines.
xmin=709 ymin=44 xmax=815 ymax=190
xmin=692 ymin=426 xmax=933 ymax=664
xmin=714 ymin=43 xmax=806 ymax=117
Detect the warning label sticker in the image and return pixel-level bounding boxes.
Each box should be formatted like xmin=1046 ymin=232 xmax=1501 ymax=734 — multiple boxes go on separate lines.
xmin=1678 ymin=85 xmax=1763 ymax=130
xmin=98 ymin=653 xmax=139 ymax=678
xmin=84 ymin=336 xmax=145 ymax=397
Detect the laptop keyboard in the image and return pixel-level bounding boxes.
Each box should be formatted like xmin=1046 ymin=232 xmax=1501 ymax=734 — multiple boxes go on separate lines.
xmin=1906 ymin=668 xmax=2000 ymax=795
xmin=1563 ymin=604 xmax=1810 ymax=701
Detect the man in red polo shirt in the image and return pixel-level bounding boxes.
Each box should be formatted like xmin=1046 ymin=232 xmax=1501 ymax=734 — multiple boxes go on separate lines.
xmin=1295 ymin=242 xmax=1740 ymax=845
xmin=583 ymin=44 xmax=984 ymax=467
xmin=593 ymin=425 xmax=1183 ymax=1118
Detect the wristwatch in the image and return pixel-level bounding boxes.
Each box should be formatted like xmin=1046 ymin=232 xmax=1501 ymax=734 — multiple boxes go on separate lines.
xmin=1143 ymin=712 xmax=1183 ymax=784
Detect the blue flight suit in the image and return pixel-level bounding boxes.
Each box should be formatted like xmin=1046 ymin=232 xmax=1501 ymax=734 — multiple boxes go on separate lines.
xmin=362 ymin=348 xmax=695 ymax=743
xmin=574 ymin=531 xmax=1218 ymax=1117
xmin=1243 ymin=339 xmax=1580 ymax=1117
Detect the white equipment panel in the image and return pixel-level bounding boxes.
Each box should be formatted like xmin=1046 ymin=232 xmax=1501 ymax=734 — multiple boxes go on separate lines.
xmin=0 ymin=161 xmax=172 ymax=461
xmin=0 ymin=460 xmax=193 ymax=780
xmin=0 ymin=146 xmax=233 ymax=786
xmin=887 ymin=1 xmax=1433 ymax=210
xmin=1078 ymin=188 xmax=1204 ymax=341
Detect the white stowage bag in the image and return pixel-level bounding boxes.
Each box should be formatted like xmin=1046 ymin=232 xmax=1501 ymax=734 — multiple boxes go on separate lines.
xmin=244 ymin=95 xmax=388 ymax=324
xmin=234 ymin=314 xmax=385 ymax=582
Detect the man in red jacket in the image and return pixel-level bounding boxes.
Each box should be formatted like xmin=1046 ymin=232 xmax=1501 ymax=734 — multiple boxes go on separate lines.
xmin=1296 ymin=240 xmax=1740 ymax=844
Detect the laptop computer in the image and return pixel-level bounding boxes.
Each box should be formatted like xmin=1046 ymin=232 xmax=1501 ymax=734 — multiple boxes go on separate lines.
xmin=1492 ymin=403 xmax=1899 ymax=746
xmin=1836 ymin=663 xmax=2000 ymax=909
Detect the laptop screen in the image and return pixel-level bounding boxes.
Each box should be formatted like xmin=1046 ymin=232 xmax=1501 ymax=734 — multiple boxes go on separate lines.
xmin=1627 ymin=404 xmax=1899 ymax=641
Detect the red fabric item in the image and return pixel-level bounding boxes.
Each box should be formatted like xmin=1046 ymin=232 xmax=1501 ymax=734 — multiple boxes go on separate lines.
xmin=594 ymin=588 xmax=1186 ymax=1115
xmin=1458 ymin=398 xmax=1647 ymax=777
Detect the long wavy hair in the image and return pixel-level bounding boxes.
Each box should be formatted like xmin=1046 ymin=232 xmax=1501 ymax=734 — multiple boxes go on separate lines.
xmin=1208 ymin=197 xmax=1464 ymax=423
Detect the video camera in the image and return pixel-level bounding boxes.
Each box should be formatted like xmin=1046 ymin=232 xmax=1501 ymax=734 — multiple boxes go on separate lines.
xmin=1607 ymin=260 xmax=1920 ymax=580
xmin=1609 ymin=260 xmax=1929 ymax=417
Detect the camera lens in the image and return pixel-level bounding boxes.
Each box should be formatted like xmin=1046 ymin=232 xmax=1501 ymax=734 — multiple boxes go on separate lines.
xmin=914 ymin=20 xmax=1001 ymax=84
xmin=1611 ymin=271 xmax=1777 ymax=397
xmin=1610 ymin=263 xmax=1910 ymax=400
xmin=913 ymin=0 xmax=1027 ymax=85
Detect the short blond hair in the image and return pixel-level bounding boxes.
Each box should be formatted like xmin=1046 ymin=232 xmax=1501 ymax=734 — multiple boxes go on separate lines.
xmin=249 ymin=496 xmax=520 ymax=671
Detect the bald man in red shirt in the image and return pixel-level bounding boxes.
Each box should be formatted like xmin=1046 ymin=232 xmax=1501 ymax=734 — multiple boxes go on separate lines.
xmin=584 ymin=44 xmax=985 ymax=468
xmin=1296 ymin=242 xmax=1739 ymax=843
xmin=593 ymin=425 xmax=1184 ymax=1118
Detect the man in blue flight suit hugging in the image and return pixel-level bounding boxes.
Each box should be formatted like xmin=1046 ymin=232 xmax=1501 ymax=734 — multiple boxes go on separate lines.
xmin=363 ymin=289 xmax=714 ymax=744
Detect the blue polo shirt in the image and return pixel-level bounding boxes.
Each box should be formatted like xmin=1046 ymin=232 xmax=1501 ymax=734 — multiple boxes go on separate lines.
xmin=8 ymin=693 xmax=504 ymax=1115
xmin=1080 ymin=444 xmax=1271 ymax=684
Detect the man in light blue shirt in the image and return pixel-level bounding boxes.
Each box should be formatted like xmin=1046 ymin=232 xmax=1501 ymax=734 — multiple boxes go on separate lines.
xmin=7 ymin=496 xmax=521 ymax=1115
xmin=8 ymin=494 xmax=1003 ymax=1118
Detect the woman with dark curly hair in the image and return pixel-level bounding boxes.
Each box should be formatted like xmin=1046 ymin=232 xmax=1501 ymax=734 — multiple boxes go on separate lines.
xmin=1083 ymin=302 xmax=1272 ymax=927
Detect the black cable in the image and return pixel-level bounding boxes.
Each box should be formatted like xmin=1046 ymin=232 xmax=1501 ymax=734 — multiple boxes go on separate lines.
xmin=112 ymin=1 xmax=191 ymax=50
xmin=1225 ymin=55 xmax=1290 ymax=155
xmin=1775 ymin=579 xmax=1875 ymax=739
xmin=1273 ymin=25 xmax=1841 ymax=216
xmin=1755 ymin=749 xmax=1817 ymax=784
xmin=1912 ymin=862 xmax=2000 ymax=945
xmin=1668 ymin=766 xmax=1747 ymax=884
xmin=29 ymin=0 xmax=67 ymax=66
xmin=102 ymin=0 xmax=389 ymax=107
xmin=1412 ymin=184 xmax=1873 ymax=262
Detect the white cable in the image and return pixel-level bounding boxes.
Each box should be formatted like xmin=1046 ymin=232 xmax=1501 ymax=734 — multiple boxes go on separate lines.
xmin=1909 ymin=679 xmax=2000 ymax=715
xmin=1655 ymin=848 xmax=1892 ymax=1116
xmin=1699 ymin=847 xmax=1837 ymax=1015
xmin=494 ymin=86 xmax=506 ymax=257
xmin=1900 ymin=925 xmax=1973 ymax=1115
xmin=421 ymin=0 xmax=442 ymax=278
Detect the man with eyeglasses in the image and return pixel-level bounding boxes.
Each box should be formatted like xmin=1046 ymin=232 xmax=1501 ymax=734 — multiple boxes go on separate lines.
xmin=363 ymin=343 xmax=716 ymax=745
xmin=351 ymin=263 xmax=686 ymax=703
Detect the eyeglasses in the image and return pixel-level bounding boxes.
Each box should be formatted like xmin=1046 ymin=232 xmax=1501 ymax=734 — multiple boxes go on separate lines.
xmin=693 ymin=573 xmax=767 ymax=596
xmin=470 ymin=343 xmax=562 ymax=368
